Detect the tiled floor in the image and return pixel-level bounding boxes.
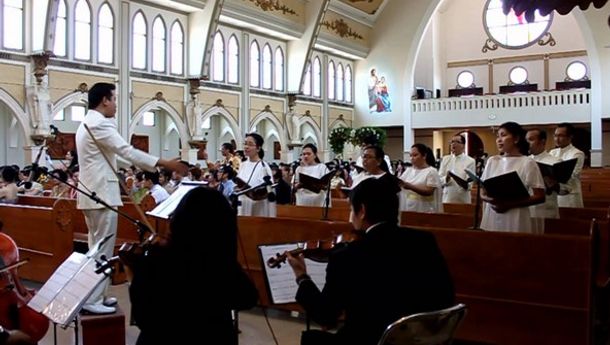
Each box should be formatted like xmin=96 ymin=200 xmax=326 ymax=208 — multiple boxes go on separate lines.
xmin=38 ymin=283 xmax=307 ymax=345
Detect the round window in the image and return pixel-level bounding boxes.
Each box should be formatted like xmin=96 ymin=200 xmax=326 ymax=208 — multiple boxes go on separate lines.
xmin=457 ymin=71 xmax=475 ymax=88
xmin=483 ymin=0 xmax=553 ymax=49
xmin=566 ymin=61 xmax=587 ymax=81
xmin=509 ymin=66 xmax=528 ymax=85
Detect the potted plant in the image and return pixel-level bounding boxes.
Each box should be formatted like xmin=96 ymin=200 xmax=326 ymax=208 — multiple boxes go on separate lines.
xmin=329 ymin=127 xmax=353 ymax=156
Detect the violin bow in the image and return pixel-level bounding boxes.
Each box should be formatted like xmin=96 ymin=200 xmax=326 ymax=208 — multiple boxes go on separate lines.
xmin=83 ymin=124 xmax=156 ymax=235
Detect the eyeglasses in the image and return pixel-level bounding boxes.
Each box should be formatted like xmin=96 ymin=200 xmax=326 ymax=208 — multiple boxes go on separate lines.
xmin=449 ymin=140 xmax=464 ymax=144
xmin=243 ymin=142 xmax=257 ymax=147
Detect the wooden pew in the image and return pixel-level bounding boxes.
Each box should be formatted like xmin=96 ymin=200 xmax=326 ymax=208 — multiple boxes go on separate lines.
xmin=430 ymin=226 xmax=596 ymax=345
xmin=276 ymin=205 xmax=350 ymax=222
xmin=236 ymin=216 xmax=353 ymax=307
xmin=559 ymin=206 xmax=610 ymax=221
xmin=0 ymin=200 xmax=74 ymax=282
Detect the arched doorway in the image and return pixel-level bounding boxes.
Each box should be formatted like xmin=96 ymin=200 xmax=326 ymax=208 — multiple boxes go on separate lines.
xmin=250 ymin=112 xmax=285 ymax=162
xmin=459 ymin=131 xmax=484 ymax=159
xmin=0 ymin=93 xmax=27 ymax=167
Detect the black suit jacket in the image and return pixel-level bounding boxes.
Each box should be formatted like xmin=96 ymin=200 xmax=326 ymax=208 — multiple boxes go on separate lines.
xmin=296 ymin=223 xmax=455 ymax=345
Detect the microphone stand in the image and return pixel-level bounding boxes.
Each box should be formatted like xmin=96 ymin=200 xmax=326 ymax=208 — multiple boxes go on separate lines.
xmin=46 ymin=172 xmax=153 ymax=240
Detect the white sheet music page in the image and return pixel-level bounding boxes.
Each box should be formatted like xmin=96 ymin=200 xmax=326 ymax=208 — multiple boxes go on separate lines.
xmin=147 ymin=181 xmax=206 ymax=219
xmin=28 ymin=252 xmax=88 ymax=313
xmin=259 ymin=243 xmax=327 ymax=304
xmin=44 ymin=258 xmax=106 ymax=326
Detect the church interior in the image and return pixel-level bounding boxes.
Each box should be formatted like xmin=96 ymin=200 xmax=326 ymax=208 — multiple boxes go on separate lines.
xmin=1 ymin=0 xmax=610 ymax=344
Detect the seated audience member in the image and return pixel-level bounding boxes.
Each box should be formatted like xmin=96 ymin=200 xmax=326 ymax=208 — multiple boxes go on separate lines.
xmin=287 ymin=178 xmax=455 ymax=345
xmin=49 ymin=169 xmax=71 ymax=198
xmin=142 ymin=171 xmax=170 ymax=205
xmin=218 ymin=166 xmax=236 ymax=202
xmin=16 ymin=167 xmax=43 ymax=196
xmin=0 ymin=166 xmax=19 ymax=204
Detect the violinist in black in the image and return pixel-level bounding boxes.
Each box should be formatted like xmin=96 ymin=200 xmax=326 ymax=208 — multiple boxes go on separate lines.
xmin=286 ymin=178 xmax=455 ymax=345
xmin=129 ymin=187 xmax=257 ymax=345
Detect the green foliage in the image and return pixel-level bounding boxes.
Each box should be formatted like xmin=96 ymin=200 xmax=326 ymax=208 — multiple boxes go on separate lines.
xmin=329 ymin=127 xmax=352 ymax=155
xmin=350 ymin=126 xmax=387 ymax=147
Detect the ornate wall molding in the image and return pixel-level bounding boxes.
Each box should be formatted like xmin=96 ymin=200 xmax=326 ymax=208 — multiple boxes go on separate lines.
xmin=321 ymin=19 xmax=363 ymax=40
xmin=246 ymin=0 xmax=297 ymax=16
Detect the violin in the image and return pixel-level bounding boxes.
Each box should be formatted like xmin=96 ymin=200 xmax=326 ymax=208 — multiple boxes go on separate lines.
xmin=0 ymin=232 xmax=49 ymax=341
xmin=266 ymin=231 xmax=362 ymax=269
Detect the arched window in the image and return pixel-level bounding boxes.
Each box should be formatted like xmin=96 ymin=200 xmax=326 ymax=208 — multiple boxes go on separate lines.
xmin=212 ymin=32 xmax=224 ymax=81
xmin=98 ymin=3 xmax=114 ymax=64
xmin=74 ymin=0 xmax=91 ymax=60
xmin=132 ymin=12 xmax=147 ymax=69
xmin=227 ymin=35 xmax=239 ymax=84
xmin=53 ymin=0 xmax=67 ymax=57
xmin=328 ymin=61 xmax=335 ymax=100
xmin=262 ymin=44 xmax=272 ymax=89
xmin=274 ymin=47 xmax=284 ymax=91
xmin=170 ymin=21 xmax=183 ymax=75
xmin=345 ymin=65 xmax=352 ymax=103
xmin=3 ymin=0 xmax=23 ymax=50
xmin=303 ymin=62 xmax=311 ymax=96
xmin=152 ymin=17 xmax=166 ymax=72
xmin=312 ymin=57 xmax=321 ymax=98
xmin=337 ymin=63 xmax=344 ymax=101
xmin=250 ymin=41 xmax=260 ymax=88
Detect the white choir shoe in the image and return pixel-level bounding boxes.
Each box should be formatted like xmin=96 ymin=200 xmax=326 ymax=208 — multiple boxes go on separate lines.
xmin=103 ymin=296 xmax=118 ymax=307
xmin=82 ymin=303 xmax=116 ymax=315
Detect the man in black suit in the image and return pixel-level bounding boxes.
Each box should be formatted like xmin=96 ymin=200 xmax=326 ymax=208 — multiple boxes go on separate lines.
xmin=287 ymin=178 xmax=455 ymax=345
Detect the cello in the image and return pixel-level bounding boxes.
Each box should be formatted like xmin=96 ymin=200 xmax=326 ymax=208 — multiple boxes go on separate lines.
xmin=0 ymin=232 xmax=49 ymax=341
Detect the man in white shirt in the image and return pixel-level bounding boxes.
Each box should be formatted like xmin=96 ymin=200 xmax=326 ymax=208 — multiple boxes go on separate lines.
xmin=438 ymin=135 xmax=475 ymax=203
xmin=143 ymin=171 xmax=170 ymax=205
xmin=549 ymin=123 xmax=585 ymax=208
xmin=526 ymin=129 xmax=560 ymax=234
xmin=76 ymin=82 xmax=186 ymax=314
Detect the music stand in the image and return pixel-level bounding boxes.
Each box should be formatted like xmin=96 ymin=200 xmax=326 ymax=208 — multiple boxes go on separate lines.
xmin=27 ymin=236 xmax=117 ymax=345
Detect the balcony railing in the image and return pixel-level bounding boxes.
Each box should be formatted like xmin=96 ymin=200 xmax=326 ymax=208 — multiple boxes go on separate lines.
xmin=411 ymin=89 xmax=591 ymax=128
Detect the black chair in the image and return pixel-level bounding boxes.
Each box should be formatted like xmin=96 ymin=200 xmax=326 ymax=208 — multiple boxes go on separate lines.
xmin=376 ymin=304 xmax=467 ymax=345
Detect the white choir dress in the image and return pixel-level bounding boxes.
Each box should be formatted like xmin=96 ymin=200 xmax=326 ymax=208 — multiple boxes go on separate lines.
xmin=294 ymin=163 xmax=330 ymax=207
xmin=399 ymin=166 xmax=443 ymax=213
xmin=479 ymin=155 xmax=544 ymax=233
xmin=438 ymin=153 xmax=476 ymax=204
xmin=549 ymin=144 xmax=585 ymax=208
xmin=236 ymin=159 xmax=276 ymax=217
xmin=529 ymin=151 xmax=561 ymax=234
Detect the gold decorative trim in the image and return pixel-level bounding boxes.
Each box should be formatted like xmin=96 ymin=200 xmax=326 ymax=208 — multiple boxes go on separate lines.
xmin=537 ymin=32 xmax=556 ymax=47
xmin=31 ymin=52 xmax=51 ymax=85
xmin=482 ymin=38 xmax=498 ymax=53
xmin=320 ymin=19 xmax=363 ymax=40
xmin=247 ymin=0 xmax=297 ymax=16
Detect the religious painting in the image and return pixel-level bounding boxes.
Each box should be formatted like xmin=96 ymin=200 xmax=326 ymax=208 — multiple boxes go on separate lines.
xmin=368 ymin=68 xmax=391 ymax=113
xmin=130 ymin=135 xmax=149 ymax=153
xmin=47 ymin=132 xmax=75 ymax=159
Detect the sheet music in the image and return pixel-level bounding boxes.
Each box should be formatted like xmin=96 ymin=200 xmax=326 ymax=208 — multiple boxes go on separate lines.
xmin=259 ymin=243 xmax=327 ymax=304
xmin=28 ymin=252 xmax=110 ymax=327
xmin=44 ymin=258 xmax=106 ymax=326
xmin=147 ymin=181 xmax=206 ymax=219
xmin=28 ymin=252 xmax=88 ymax=313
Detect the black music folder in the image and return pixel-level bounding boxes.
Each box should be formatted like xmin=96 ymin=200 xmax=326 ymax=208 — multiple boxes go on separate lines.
xmin=299 ymin=170 xmax=334 ymax=193
xmin=465 ymin=169 xmax=529 ymax=200
xmin=448 ymin=171 xmax=469 ymax=190
xmin=536 ymin=158 xmax=577 ymax=184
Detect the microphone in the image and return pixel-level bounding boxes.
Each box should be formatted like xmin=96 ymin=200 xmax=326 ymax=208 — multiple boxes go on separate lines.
xmin=263 ymin=175 xmax=276 ymax=202
xmin=50 ymin=124 xmax=59 ymax=135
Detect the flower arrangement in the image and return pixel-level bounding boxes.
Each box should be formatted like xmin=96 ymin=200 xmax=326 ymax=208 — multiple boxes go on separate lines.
xmin=350 ymin=126 xmax=387 ymax=147
xmin=329 ymin=127 xmax=353 ymax=155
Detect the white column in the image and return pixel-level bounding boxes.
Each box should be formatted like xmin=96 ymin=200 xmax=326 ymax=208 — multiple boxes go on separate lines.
xmin=118 ymin=1 xmax=130 ymax=140
xmin=321 ymin=54 xmax=330 ymax=162
xmin=240 ymin=32 xmax=250 ymax=142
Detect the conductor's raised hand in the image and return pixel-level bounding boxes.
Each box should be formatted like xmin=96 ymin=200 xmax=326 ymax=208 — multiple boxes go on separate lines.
xmin=286 ymin=251 xmax=307 ymax=278
xmin=156 ymin=158 xmax=189 ymax=175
